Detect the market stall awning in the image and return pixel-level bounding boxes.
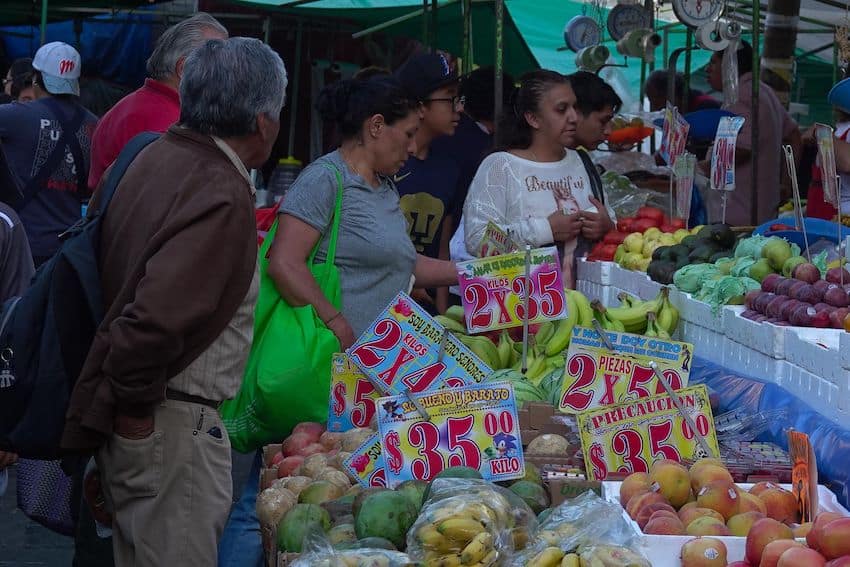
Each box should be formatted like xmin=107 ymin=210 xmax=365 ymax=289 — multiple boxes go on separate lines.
xmin=0 ymin=0 xmax=167 ymax=26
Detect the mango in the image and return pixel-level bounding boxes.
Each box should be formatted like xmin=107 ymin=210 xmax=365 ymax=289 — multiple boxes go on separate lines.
xmin=745 ymin=518 xmax=793 ymax=566
xmin=353 ymin=490 xmax=417 ymax=550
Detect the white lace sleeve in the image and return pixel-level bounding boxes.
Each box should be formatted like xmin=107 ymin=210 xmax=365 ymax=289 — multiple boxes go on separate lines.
xmin=463 ymin=153 xmax=553 ymax=255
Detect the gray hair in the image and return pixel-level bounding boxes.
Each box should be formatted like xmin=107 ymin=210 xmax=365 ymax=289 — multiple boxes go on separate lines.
xmin=179 ymin=37 xmax=288 ymax=137
xmin=146 ymin=12 xmax=228 ymax=81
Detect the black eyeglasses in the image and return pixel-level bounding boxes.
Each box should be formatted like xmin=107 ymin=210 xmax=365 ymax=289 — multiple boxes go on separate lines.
xmin=424 ymin=95 xmax=466 ymax=109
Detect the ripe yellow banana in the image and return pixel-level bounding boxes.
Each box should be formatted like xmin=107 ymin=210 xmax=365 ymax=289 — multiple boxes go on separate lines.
xmin=570 ymin=290 xmax=594 ymax=327
xmin=560 ymin=553 xmax=580 ymax=567
xmin=460 ymin=531 xmax=493 ymax=565
xmin=437 ymin=518 xmax=486 ymax=542
xmin=527 ymin=547 xmax=566 ymax=567
xmin=423 ymin=554 xmax=463 ymax=567
xmin=418 ymin=525 xmax=458 ymax=553
xmin=545 ymin=291 xmax=579 ymax=356
xmin=479 ymin=549 xmax=498 ymax=566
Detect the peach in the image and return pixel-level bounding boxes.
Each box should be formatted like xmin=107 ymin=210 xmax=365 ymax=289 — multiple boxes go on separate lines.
xmin=697 ymin=479 xmax=740 ymax=520
xmin=758 ymin=539 xmax=803 ymax=567
xmin=793 ymin=522 xmax=813 ymax=539
xmin=636 ymin=501 xmax=677 ymax=529
xmin=276 ymin=455 xmax=304 ymax=478
xmin=825 ymin=558 xmax=850 ymax=567
xmin=680 ymin=507 xmax=725 ymax=527
xmin=750 ymin=481 xmax=782 ymax=497
xmin=620 ymin=472 xmax=651 ymax=507
xmin=777 ymin=547 xmax=826 ymax=567
xmin=727 ymin=563 xmax=751 ymax=567
xmin=644 ymin=515 xmax=686 ymax=535
xmin=679 ymin=501 xmax=699 ymax=517
xmin=649 ymin=459 xmax=692 ymax=508
xmin=296 ymin=442 xmax=326 ymax=457
xmin=809 ymin=513 xmax=847 ymax=551
xmin=681 ymin=537 xmax=728 ymax=567
xmin=626 ymin=490 xmax=668 ymax=519
xmin=759 ymin=488 xmax=799 ymax=524
xmin=745 ymin=518 xmax=794 ymax=566
xmin=282 ymin=432 xmax=315 ymax=456
xmin=690 ymin=462 xmax=734 ymax=493
xmin=820 ymin=518 xmax=850 ymax=560
xmin=727 ymin=511 xmax=766 ymax=537
xmin=648 ymin=509 xmax=682 ymax=523
xmin=687 ymin=517 xmax=731 ymax=536
xmin=737 ymin=491 xmax=768 ymax=515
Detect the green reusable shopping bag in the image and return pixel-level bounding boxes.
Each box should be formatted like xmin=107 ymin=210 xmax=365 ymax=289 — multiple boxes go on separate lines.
xmin=221 ymin=163 xmax=343 ymax=452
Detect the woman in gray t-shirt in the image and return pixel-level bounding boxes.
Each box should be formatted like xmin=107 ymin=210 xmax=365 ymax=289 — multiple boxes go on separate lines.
xmin=271 ymin=76 xmax=460 ymax=346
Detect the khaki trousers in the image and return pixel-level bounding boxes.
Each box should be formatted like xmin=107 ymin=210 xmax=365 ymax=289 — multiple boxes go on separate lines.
xmin=97 ymin=399 xmax=232 ymax=567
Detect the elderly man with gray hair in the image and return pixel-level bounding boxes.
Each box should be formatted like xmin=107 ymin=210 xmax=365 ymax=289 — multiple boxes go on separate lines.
xmin=61 ymin=37 xmax=287 ymax=566
xmin=87 ymin=12 xmax=228 ymax=189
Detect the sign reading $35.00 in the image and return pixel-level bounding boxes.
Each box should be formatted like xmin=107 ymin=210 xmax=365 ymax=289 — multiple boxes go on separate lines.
xmin=558 ymin=327 xmax=693 ymax=414
xmin=578 ymin=384 xmax=720 ymax=480
xmin=376 ymin=382 xmax=525 ymax=487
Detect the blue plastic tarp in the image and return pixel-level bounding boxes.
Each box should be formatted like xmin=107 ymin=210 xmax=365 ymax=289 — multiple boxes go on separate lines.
xmin=1 ymin=13 xmax=153 ymax=87
xmin=690 ymin=356 xmax=850 ymax=509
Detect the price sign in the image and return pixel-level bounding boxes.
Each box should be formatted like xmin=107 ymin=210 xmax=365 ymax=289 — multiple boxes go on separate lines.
xmin=710 ymin=116 xmax=746 ymax=192
xmin=579 ymin=384 xmax=720 ymax=480
xmin=456 ymin=246 xmax=568 ymax=334
xmin=376 ymin=382 xmax=525 ymax=487
xmin=815 ymin=123 xmax=839 ymax=207
xmin=328 ymin=354 xmax=381 ymax=432
xmin=343 ymin=432 xmax=387 ymax=488
xmin=477 ymin=222 xmax=515 ymax=258
xmin=557 ymin=326 xmax=693 ymax=415
xmin=674 ymin=153 xmax=696 ymax=222
xmin=659 ymin=104 xmax=690 ymax=166
xmin=347 ymin=293 xmax=491 ymax=396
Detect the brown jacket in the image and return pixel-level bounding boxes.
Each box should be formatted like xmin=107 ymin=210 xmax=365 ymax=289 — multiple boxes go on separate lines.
xmin=61 ymin=126 xmax=256 ymax=451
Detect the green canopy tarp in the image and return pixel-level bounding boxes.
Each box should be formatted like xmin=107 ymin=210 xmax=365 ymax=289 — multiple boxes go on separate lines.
xmin=230 ymin=0 xmax=711 ymax=109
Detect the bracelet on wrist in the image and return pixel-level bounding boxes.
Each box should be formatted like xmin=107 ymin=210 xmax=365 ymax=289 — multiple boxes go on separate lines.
xmin=324 ymin=311 xmax=342 ymax=326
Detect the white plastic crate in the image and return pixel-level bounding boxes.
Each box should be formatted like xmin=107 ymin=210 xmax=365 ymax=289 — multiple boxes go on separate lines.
xmin=608 ymin=264 xmax=651 ymax=298
xmin=721 ymin=337 xmax=790 ymax=385
xmin=638 ymin=275 xmax=664 ymax=302
xmin=575 ymin=257 xmax=614 ymax=286
xmin=783 ymin=327 xmax=844 ymax=385
xmin=784 ymin=363 xmax=848 ymax=427
xmin=678 ymin=319 xmax=725 ymax=360
xmin=668 ymin=288 xmax=724 ymax=329
xmin=723 ymin=305 xmax=787 ymax=359
xmin=841 ymin=331 xmax=850 ymax=370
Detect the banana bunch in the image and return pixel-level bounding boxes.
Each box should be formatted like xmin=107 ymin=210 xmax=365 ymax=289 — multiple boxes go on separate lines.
xmin=415 ymin=512 xmax=497 ymax=566
xmin=590 ymin=300 xmax=625 ymax=332
xmin=644 ymin=311 xmax=670 ymax=339
xmin=601 ymin=287 xmax=679 ymax=337
xmin=310 ymin=552 xmax=395 ymax=567
xmin=524 ymin=547 xmax=581 ymax=567
xmin=458 ymin=334 xmax=502 ymax=370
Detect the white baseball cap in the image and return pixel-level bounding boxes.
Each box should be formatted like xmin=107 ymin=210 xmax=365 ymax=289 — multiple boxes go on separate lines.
xmin=32 ymin=41 xmax=81 ymax=96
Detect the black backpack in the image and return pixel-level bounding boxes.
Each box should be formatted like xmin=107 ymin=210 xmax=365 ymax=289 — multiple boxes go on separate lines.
xmin=0 ymin=132 xmax=159 ymax=458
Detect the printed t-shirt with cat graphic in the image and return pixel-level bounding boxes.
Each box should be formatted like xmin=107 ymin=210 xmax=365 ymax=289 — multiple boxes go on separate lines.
xmin=462 ymin=150 xmax=596 ymax=287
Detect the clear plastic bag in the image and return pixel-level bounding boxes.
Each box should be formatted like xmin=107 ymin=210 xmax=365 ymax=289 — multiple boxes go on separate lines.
xmin=406 ymin=478 xmax=538 ymax=566
xmin=721 ymin=39 xmax=740 ymax=109
xmin=576 ymin=543 xmax=651 ymax=567
xmin=290 ymin=547 xmax=414 ymax=567
xmin=510 ymin=491 xmax=644 ymax=566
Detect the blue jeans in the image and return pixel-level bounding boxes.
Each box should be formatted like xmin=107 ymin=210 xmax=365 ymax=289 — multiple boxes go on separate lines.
xmin=218 ymin=451 xmax=263 ymax=567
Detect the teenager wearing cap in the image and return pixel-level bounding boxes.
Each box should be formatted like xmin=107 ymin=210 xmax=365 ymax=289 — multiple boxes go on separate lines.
xmin=394 ymin=52 xmax=464 ymax=315
xmin=0 ymin=41 xmax=97 ymax=265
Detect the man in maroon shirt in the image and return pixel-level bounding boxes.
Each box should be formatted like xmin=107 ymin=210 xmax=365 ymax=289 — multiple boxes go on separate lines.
xmin=87 ymin=13 xmax=228 ymax=189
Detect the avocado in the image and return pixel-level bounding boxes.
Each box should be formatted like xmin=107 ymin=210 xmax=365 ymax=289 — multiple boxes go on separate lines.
xmin=695 ymin=225 xmax=714 ymax=241
xmin=668 ymin=244 xmax=690 ymax=261
xmin=652 ymin=245 xmax=673 ymax=262
xmin=688 ymin=244 xmax=716 ymax=264
xmin=680 ymin=235 xmax=700 ymax=250
xmin=648 ymin=260 xmax=677 ymax=284
xmin=710 ymin=224 xmax=737 ymax=249
xmin=675 ymin=256 xmax=691 ymax=269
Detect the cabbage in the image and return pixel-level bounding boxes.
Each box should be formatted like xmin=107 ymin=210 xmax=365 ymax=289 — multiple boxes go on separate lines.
xmin=734 ymin=234 xmax=769 ymax=259
xmin=730 ymin=257 xmax=756 ymax=278
xmin=703 ymin=276 xmax=760 ymax=313
xmin=673 ymin=264 xmax=720 ymax=293
xmin=813 ymin=250 xmax=829 ymax=278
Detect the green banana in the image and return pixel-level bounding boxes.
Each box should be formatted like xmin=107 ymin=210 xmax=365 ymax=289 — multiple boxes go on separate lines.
xmin=570 ymin=290 xmax=594 ymax=327
xmin=655 ymin=287 xmax=679 ymax=336
xmin=617 ymin=291 xmax=637 ymax=308
xmin=444 ymin=305 xmax=466 ymax=323
xmin=458 ymin=335 xmax=501 ymax=369
xmin=591 ymin=300 xmax=625 ymax=332
xmin=524 ymin=353 xmax=549 ymax=385
xmin=603 ymin=294 xmax=665 ymax=334
xmin=545 ymin=291 xmax=579 ymax=356
xmin=534 ymin=320 xmax=555 ymax=346
xmin=435 ymin=315 xmax=467 ymax=334
xmin=496 ymin=330 xmax=513 ymax=369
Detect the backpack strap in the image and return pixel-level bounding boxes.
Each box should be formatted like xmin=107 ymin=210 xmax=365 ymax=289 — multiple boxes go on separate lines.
xmin=18 ymin=98 xmax=87 ymax=211
xmin=576 ymin=148 xmax=606 ymax=205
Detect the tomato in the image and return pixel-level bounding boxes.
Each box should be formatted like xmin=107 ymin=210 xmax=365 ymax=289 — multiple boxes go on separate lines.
xmin=617 ymin=217 xmax=635 ymax=233
xmin=659 ymin=223 xmax=677 ymax=233
xmin=669 ymin=218 xmax=686 ymax=229
xmin=603 ymin=231 xmax=628 ymax=245
xmin=636 ymin=206 xmax=665 ymax=222
xmin=599 ymin=244 xmax=619 ymax=259
xmin=631 ymin=217 xmax=660 ymax=232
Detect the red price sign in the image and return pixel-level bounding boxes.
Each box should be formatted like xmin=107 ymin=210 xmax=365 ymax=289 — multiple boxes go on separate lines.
xmin=343 ymin=432 xmax=387 ymax=488
xmin=558 ymin=327 xmax=692 ymax=414
xmin=578 ymin=385 xmax=719 ymax=480
xmin=347 ymin=293 xmax=491 ymax=396
xmin=456 ymin=247 xmax=568 ymax=334
xmin=710 ymin=116 xmax=745 ymax=192
xmin=376 ymin=383 xmax=525 ymax=487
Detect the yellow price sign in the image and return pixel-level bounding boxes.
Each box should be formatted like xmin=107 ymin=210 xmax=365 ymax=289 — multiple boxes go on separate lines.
xmin=578 ymin=384 xmax=719 ymax=480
